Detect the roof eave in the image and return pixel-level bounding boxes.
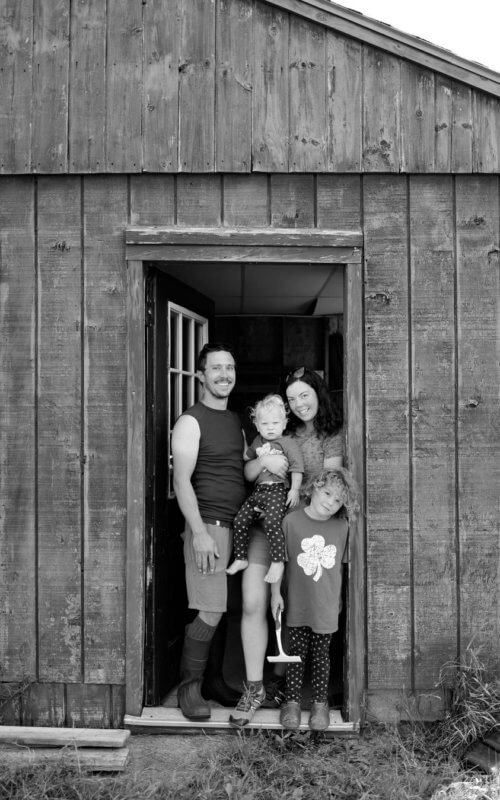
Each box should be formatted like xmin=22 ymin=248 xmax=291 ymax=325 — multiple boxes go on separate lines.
xmin=266 ymin=0 xmax=500 ymax=98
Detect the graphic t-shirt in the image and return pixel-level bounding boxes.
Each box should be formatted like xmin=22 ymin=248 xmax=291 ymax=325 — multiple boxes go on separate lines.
xmin=283 ymin=507 xmax=348 ymax=634
xmin=246 ymin=434 xmax=304 ymax=486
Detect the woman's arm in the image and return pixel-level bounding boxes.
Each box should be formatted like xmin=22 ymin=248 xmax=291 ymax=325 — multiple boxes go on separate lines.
xmin=323 ymin=455 xmax=343 ymax=469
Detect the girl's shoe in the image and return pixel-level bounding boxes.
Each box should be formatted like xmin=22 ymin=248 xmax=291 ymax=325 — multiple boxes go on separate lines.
xmin=279 ymin=701 xmax=301 ymax=729
xmin=309 ymin=701 xmax=330 ymax=731
xmin=229 ymin=683 xmax=266 ymax=728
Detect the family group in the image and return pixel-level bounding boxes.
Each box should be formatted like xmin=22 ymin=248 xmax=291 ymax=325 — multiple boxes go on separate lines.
xmin=171 ymin=342 xmax=359 ymax=731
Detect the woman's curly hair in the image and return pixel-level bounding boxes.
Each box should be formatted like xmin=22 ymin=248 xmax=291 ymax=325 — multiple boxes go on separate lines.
xmin=282 ymin=367 xmax=343 ymax=436
xmin=303 ymin=467 xmax=360 ymax=521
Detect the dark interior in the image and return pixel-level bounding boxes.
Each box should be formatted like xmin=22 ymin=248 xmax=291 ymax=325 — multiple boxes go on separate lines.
xmin=145 ymin=264 xmax=347 ymax=715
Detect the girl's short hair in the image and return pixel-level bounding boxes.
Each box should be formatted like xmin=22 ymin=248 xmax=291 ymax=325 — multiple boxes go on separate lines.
xmin=282 ymin=366 xmax=342 ymax=437
xmin=304 ymin=467 xmax=360 ymax=520
xmin=251 ymin=393 xmax=288 ymax=422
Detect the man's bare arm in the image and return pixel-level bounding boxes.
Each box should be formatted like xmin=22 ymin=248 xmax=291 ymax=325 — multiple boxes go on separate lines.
xmin=172 ymin=414 xmax=219 ymax=572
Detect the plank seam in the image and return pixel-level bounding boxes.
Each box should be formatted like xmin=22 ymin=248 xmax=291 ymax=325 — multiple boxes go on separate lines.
xmin=452 ymin=175 xmax=460 ymax=663
xmin=34 ymin=176 xmax=40 ymax=683
xmin=80 ymin=176 xmax=86 ymax=683
xmin=407 ymin=175 xmax=415 ymax=694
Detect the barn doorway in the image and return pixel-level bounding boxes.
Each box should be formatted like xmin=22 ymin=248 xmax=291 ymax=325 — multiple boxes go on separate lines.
xmin=124 ymin=227 xmax=364 ymax=731
xmin=144 ymin=261 xmax=347 ymax=722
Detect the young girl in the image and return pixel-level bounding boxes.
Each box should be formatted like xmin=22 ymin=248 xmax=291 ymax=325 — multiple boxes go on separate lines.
xmin=226 ymin=394 xmax=304 ymax=584
xmin=270 ymin=468 xmax=360 ymax=731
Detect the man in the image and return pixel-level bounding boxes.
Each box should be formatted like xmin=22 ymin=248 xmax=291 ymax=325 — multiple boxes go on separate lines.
xmin=171 ymin=342 xmax=247 ymax=720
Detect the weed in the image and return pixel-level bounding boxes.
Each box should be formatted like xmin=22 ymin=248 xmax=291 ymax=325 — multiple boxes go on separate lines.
xmin=433 ymin=644 xmax=500 ymax=760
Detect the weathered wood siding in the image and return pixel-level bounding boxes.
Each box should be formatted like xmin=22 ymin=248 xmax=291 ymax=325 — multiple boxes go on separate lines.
xmin=1 ymin=172 xmax=499 ymax=724
xmin=1 ymin=0 xmax=500 ymax=175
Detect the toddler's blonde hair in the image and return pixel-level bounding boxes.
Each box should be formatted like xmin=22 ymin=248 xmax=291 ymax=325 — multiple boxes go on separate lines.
xmin=251 ymin=393 xmax=288 ymax=423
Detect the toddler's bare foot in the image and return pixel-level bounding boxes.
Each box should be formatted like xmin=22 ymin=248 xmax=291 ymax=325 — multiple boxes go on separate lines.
xmin=226 ymin=559 xmax=249 ymax=576
xmin=264 ymin=562 xmax=284 ymax=583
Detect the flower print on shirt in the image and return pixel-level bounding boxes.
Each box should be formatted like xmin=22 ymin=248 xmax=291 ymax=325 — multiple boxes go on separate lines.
xmin=255 ymin=442 xmax=281 ymax=457
xmin=297 ymin=535 xmax=337 ymax=582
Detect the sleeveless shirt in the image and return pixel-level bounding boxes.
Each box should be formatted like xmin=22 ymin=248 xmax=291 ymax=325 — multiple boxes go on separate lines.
xmin=182 ymin=402 xmax=245 ymax=526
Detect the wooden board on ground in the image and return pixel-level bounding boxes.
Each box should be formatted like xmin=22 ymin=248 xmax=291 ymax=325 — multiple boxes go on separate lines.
xmin=124 ymin=705 xmax=357 ymax=736
xmin=0 ymin=726 xmax=130 ymax=748
xmin=465 ymin=742 xmax=500 ymax=774
xmin=0 ymin=745 xmax=129 ymax=772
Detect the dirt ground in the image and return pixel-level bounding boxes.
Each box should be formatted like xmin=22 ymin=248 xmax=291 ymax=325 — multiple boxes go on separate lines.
xmin=125 ymin=732 xmax=239 ymax=784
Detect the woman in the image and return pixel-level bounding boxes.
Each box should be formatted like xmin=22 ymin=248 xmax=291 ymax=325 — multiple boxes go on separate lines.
xmin=229 ymin=367 xmax=344 ymax=727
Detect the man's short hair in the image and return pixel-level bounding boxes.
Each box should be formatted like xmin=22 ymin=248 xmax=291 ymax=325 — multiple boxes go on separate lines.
xmin=197 ymin=342 xmax=236 ymax=372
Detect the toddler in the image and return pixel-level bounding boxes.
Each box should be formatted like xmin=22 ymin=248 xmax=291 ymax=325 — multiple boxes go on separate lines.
xmin=226 ymin=394 xmax=304 ymax=583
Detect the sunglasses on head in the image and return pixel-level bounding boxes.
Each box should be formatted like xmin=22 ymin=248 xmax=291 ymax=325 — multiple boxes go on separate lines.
xmin=286 ymin=366 xmax=306 ymax=381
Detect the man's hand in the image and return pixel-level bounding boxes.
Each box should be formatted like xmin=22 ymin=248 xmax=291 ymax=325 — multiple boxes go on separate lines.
xmin=192 ymin=527 xmax=220 ymax=574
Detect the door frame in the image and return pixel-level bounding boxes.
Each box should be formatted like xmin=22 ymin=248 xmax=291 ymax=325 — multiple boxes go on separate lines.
xmin=124 ymin=226 xmax=365 ymax=722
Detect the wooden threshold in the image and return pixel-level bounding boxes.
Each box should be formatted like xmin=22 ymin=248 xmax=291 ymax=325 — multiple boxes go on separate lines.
xmin=124 ymin=706 xmax=359 ymax=736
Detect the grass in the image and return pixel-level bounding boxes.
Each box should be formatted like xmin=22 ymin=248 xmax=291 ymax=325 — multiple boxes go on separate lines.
xmin=0 ymin=725 xmax=498 ymax=800
xmin=433 ymin=644 xmax=500 ymax=760
xmin=1 ymin=647 xmax=499 ymax=800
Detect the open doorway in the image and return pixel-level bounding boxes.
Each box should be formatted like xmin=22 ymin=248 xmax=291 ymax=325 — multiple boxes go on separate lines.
xmin=143 ymin=260 xmax=348 ymax=723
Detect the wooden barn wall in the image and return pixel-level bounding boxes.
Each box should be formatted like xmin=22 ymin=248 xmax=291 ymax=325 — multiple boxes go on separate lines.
xmin=1 ymin=172 xmax=499 ymax=726
xmin=1 ymin=0 xmax=500 ymax=176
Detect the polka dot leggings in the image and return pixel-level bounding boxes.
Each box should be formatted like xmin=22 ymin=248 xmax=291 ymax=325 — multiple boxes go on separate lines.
xmin=286 ymin=626 xmax=332 ymax=704
xmin=233 ymin=483 xmax=287 ymax=562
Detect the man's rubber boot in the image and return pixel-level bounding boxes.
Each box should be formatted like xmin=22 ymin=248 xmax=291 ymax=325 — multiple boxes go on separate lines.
xmin=177 ymin=634 xmax=212 ymax=720
xmin=202 ymin=614 xmax=240 ymax=707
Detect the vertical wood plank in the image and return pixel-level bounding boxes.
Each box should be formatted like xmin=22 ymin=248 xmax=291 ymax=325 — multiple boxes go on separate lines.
xmin=326 ymin=32 xmax=362 ymax=172
xmin=472 ymin=92 xmax=500 ymax=173
xmin=66 ymin=684 xmax=111 ymax=728
xmin=176 ymin=175 xmax=222 ymax=225
xmin=451 ymin=83 xmax=473 ymax=173
xmin=106 ymin=0 xmax=142 ymax=172
xmin=143 ymin=0 xmax=180 ymax=172
xmin=223 ymin=174 xmax=269 ymax=226
xmin=316 ymin=175 xmax=361 ymax=230
xmin=252 ymin=2 xmax=289 ymax=172
xmin=401 ymin=65 xmax=435 ymax=173
xmin=456 ymin=176 xmax=500 ymax=662
xmin=435 ymin=75 xmax=453 ymax=173
xmin=69 ymin=0 xmax=106 ymax=172
xmin=0 ymin=0 xmax=33 ymax=173
xmin=344 ymin=261 xmax=365 ymax=722
xmin=125 ymin=260 xmax=146 ymax=717
xmin=32 ymin=0 xmax=69 ymax=172
xmin=216 ymin=0 xmax=253 ymax=172
xmin=178 ymin=0 xmax=216 ymax=172
xmin=363 ymin=175 xmax=411 ymax=689
xmin=363 ymin=48 xmax=401 ymax=172
xmin=22 ymin=684 xmax=65 ymax=726
xmin=37 ymin=177 xmax=82 ymax=682
xmin=289 ymin=15 xmax=326 ymax=172
xmin=83 ymin=176 xmax=128 ymax=683
xmin=410 ymin=176 xmax=457 ymax=688
xmin=270 ymin=174 xmax=314 ymax=227
xmin=0 ymin=684 xmax=22 ymax=725
xmin=0 ymin=178 xmax=36 ymax=679
xmin=130 ymin=175 xmax=176 ymax=226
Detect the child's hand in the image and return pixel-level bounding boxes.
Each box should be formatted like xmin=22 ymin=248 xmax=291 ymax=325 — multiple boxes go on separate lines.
xmin=286 ymin=488 xmax=300 ymax=508
xmin=271 ymin=593 xmax=284 ymax=620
